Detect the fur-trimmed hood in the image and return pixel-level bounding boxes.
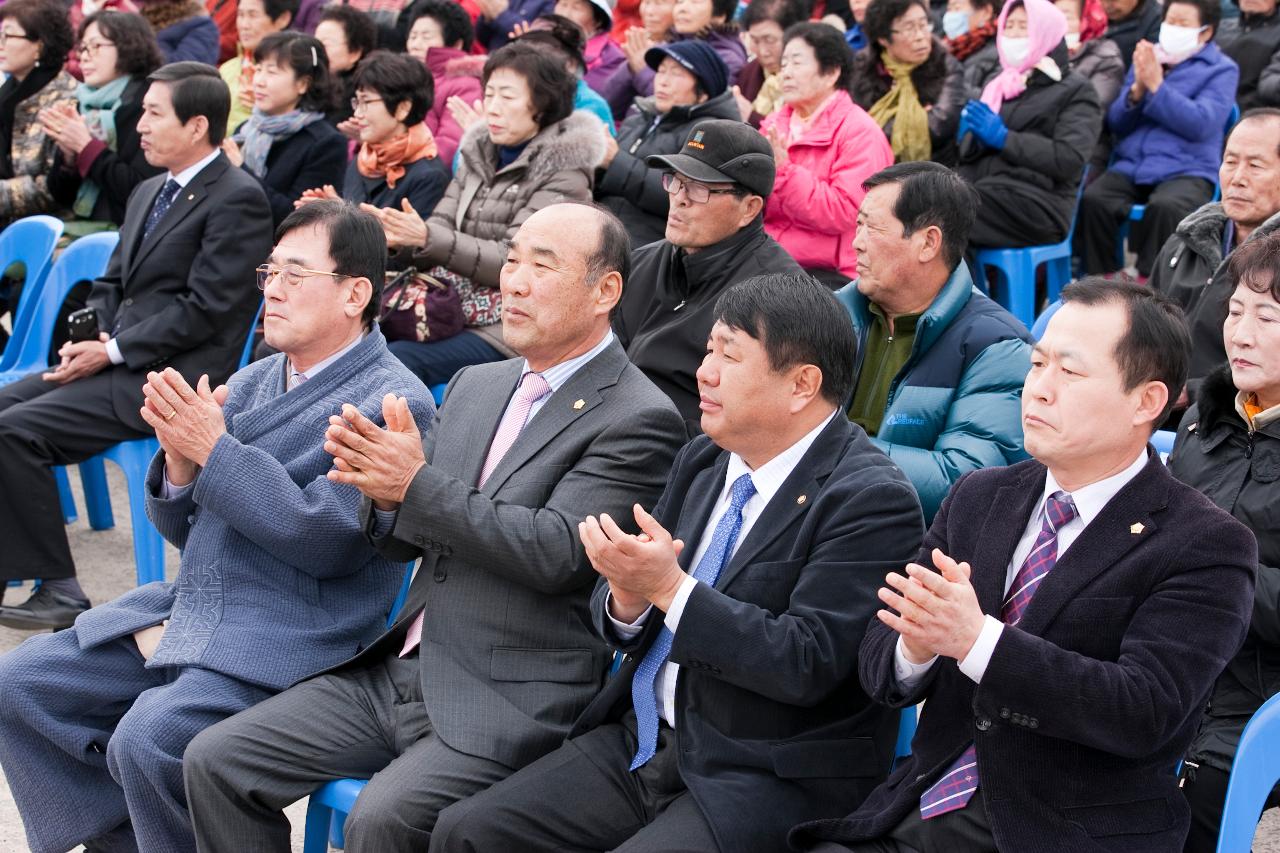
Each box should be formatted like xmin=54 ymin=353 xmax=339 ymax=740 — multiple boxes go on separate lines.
xmin=1172 ymin=201 xmax=1280 ymax=267
xmin=455 ymin=110 xmax=607 ymax=185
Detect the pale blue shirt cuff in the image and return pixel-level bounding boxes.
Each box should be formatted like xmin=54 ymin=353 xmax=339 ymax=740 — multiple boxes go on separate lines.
xmin=105 ymin=338 xmax=124 ymax=365
xmin=661 ymin=574 xmax=699 ymax=633
xmin=893 ymin=636 xmax=939 ymax=687
xmin=957 ymin=615 xmax=1005 ymax=684
xmin=606 ymin=574 xmax=698 ymax=639
xmin=606 ymin=593 xmax=650 ymax=640
xmin=371 ymin=507 xmax=398 ymax=537
xmin=159 ymin=466 xmax=194 ymax=500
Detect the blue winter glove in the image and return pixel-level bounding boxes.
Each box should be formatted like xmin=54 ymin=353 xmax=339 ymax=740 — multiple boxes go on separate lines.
xmin=961 ymin=100 xmax=1009 ymax=151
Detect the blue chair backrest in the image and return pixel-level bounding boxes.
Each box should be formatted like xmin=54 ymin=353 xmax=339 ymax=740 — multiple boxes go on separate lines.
xmin=1150 ymin=429 xmax=1176 ymax=457
xmin=239 ymin=300 xmax=263 ymax=370
xmin=1031 ymin=300 xmax=1062 ymax=341
xmin=895 ymin=705 xmax=917 ymax=766
xmin=0 ymin=215 xmax=65 ymax=368
xmin=1216 ymin=692 xmax=1280 ymax=852
xmin=0 ymin=231 xmax=117 ymax=375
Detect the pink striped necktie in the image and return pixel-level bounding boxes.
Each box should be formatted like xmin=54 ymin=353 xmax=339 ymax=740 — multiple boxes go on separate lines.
xmin=399 ymin=370 xmax=553 ymax=658
xmin=917 ymin=492 xmax=1078 ymax=820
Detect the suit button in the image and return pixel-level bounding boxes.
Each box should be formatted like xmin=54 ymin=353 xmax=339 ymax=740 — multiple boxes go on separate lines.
xmin=999 ymin=707 xmax=1010 ymax=719
xmin=975 ymin=717 xmax=992 ymax=732
xmin=413 ymin=535 xmax=424 ymax=545
xmin=187 ymin=514 xmax=196 ymax=524
xmin=123 ymin=298 xmax=133 ymax=306
xmin=1028 ymin=718 xmax=1039 ymax=729
xmin=433 ymin=571 xmax=446 ymax=582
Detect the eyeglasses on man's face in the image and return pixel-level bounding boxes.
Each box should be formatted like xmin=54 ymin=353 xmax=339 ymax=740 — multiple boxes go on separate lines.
xmin=661 ymin=172 xmax=740 ymax=204
xmin=256 ymin=263 xmax=349 ymax=290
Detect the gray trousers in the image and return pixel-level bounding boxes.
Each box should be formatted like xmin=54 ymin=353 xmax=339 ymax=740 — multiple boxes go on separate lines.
xmin=0 ymin=628 xmax=270 ymax=853
xmin=430 ymin=711 xmax=719 ymax=853
xmin=184 ymin=652 xmax=513 ymax=853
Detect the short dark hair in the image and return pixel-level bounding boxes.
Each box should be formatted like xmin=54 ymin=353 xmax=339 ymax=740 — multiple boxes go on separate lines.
xmin=148 ymin=62 xmax=231 ymax=145
xmin=1236 ymin=107 xmax=1280 ymax=156
xmin=741 ymin=0 xmax=808 ymax=31
xmin=1164 ymin=0 xmax=1219 ymax=34
xmin=714 ymin=273 xmax=858 ymax=405
xmin=483 ymin=42 xmax=577 ymax=129
xmin=317 ymin=5 xmax=379 ymax=61
xmin=518 ymin=14 xmax=589 ymax=73
xmin=1059 ymin=278 xmax=1191 ymax=427
xmin=864 ymin=0 xmax=929 ymax=46
xmin=405 ymin=0 xmax=476 ymax=51
xmin=255 ymin=32 xmax=339 ymax=113
xmin=0 ymin=0 xmax=73 ymax=69
xmin=577 ymin=202 xmax=632 ymax=290
xmin=711 ymin=0 xmax=740 ymax=22
xmin=275 ymin=200 xmax=387 ymax=329
xmin=79 ymin=11 xmax=164 ymax=79
xmin=352 ymin=50 xmax=435 ymax=125
xmin=862 ymin=161 xmax=978 ymax=270
xmin=783 ymin=22 xmax=855 ymax=89
xmin=262 ymin=0 xmax=301 ymax=26
xmin=1227 ymin=230 xmax=1280 ymax=306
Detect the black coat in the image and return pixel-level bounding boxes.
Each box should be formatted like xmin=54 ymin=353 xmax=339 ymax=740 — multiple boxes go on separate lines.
xmin=47 ymin=77 xmax=163 ymax=225
xmin=614 ymin=219 xmax=804 ymax=435
xmin=341 ymin=155 xmax=449 ymax=216
xmin=1220 ymin=11 xmax=1280 ymax=110
xmin=237 ymin=118 xmax=349 ymax=226
xmin=850 ymin=41 xmax=965 ymax=165
xmin=958 ymin=53 xmax=1101 ymax=239
xmin=574 ymin=415 xmax=926 ymax=853
xmin=1169 ymin=367 xmax=1280 ymax=775
xmin=1105 ymin=0 xmax=1163 ymax=66
xmin=596 ymin=90 xmax=742 ymax=247
xmin=792 ymin=454 xmax=1256 ymax=853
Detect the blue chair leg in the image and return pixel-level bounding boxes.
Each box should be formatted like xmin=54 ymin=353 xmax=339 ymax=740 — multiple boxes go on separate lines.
xmin=55 ymin=466 xmax=78 ymax=525
xmin=1115 ymin=219 xmax=1131 ymax=270
xmin=79 ymin=457 xmax=115 ymax=530
xmin=330 ymin=811 xmax=348 ymax=849
xmin=117 ymin=443 xmax=165 ymax=585
xmin=302 ymin=799 xmax=334 ymax=853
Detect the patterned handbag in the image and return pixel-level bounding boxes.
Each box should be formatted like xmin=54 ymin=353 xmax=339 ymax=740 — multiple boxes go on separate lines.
xmin=440 ymin=266 xmax=503 ymax=328
xmin=377 ymin=268 xmax=465 ymax=343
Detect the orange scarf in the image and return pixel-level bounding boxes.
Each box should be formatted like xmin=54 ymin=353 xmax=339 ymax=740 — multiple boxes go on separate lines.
xmin=357 ymin=123 xmax=438 ymax=188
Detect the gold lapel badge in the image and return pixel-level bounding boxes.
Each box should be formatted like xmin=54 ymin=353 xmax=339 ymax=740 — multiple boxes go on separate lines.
xmin=572 ymin=399 xmax=585 ymax=410
xmin=796 ymin=494 xmax=807 ymax=505
xmin=186 ymin=194 xmax=195 ymax=201
xmin=1130 ymin=522 xmax=1145 ymax=535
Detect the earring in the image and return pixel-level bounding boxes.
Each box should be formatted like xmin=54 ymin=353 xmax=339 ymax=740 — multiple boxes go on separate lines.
xmin=34 ymin=59 xmax=40 ymax=67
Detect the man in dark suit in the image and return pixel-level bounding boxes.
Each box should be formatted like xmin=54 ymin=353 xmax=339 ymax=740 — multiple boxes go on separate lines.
xmin=0 ymin=61 xmax=272 ymax=629
xmin=792 ymin=279 xmax=1258 ymax=853
xmin=182 ymin=202 xmax=688 ymax=852
xmin=429 ymin=273 xmax=927 ymax=853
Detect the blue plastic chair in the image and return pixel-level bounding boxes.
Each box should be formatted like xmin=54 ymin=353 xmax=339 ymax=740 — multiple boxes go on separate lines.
xmin=1030 ymin=300 xmax=1063 ymax=342
xmin=974 ymin=168 xmax=1090 ymax=329
xmin=429 ymin=383 xmax=446 ymax=407
xmin=1114 ymin=105 xmax=1240 ymax=269
xmin=894 ymin=705 xmax=917 ymax=769
xmin=0 ymin=215 xmax=64 ymax=367
xmin=1150 ymin=429 xmax=1176 ymax=459
xmin=1216 ymin=691 xmax=1280 ymax=852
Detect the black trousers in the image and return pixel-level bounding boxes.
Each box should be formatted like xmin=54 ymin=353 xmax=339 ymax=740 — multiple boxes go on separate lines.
xmin=1077 ymin=169 xmax=1214 ymax=276
xmin=0 ymin=371 xmax=148 ymax=580
xmin=806 ymin=793 xmax=997 ymax=853
xmin=967 ymin=182 xmax=1070 ymax=250
xmin=1181 ymin=762 xmax=1280 ymax=853
xmin=430 ymin=711 xmax=719 ymax=853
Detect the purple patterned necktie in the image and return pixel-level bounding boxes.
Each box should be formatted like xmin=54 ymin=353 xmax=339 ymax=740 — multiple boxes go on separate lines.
xmin=918 ymin=491 xmax=1078 ymax=820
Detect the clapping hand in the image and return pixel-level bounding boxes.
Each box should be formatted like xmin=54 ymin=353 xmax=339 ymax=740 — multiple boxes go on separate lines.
xmin=731 ymin=85 xmax=754 ymax=122
xmin=296 ymin=184 xmax=342 ymax=207
xmin=1132 ymin=40 xmax=1164 ymax=95
xmin=221 ymin=137 xmax=244 ymax=168
xmin=960 ymin=100 xmax=1008 ymax=150
xmin=359 ymin=198 xmax=429 ymax=249
xmin=447 ymin=95 xmax=483 ymax=132
xmin=623 ymin=27 xmax=653 ymax=72
xmin=475 ymin=0 xmax=509 ymax=20
xmin=764 ymin=123 xmax=789 ymax=167
xmin=39 ymin=102 xmax=94 ymax=160
xmin=325 ymin=393 xmax=426 ymax=510
xmin=877 ymin=548 xmax=985 ymax=664
xmin=138 ymin=369 xmax=230 ymax=472
xmin=580 ymin=504 xmax=687 ymax=622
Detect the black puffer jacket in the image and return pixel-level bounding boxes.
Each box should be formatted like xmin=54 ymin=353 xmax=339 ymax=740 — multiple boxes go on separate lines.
xmin=615 ymin=218 xmax=804 ymax=435
xmin=850 ymin=41 xmax=965 ymax=165
xmin=595 ymin=91 xmax=741 ymax=248
xmin=958 ymin=48 xmax=1101 ymax=239
xmin=1169 ymin=366 xmax=1280 ymax=774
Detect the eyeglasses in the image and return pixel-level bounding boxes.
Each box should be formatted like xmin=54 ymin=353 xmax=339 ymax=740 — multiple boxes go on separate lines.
xmin=748 ymin=32 xmax=781 ymax=46
xmin=661 ymin=172 xmax=740 ymax=204
xmin=256 ymin=263 xmax=349 ymax=290
xmin=891 ymin=20 xmax=933 ymax=37
xmin=350 ymin=96 xmax=384 ymax=113
xmin=75 ymin=40 xmax=116 ymax=56
xmin=0 ymin=31 xmax=36 ymax=45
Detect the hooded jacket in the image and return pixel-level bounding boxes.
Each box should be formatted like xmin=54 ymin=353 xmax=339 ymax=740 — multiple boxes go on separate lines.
xmin=1149 ymin=202 xmax=1280 ymax=392
xmin=414 ymin=111 xmax=604 ymax=355
xmin=615 ymin=218 xmax=804 ymax=434
xmin=424 ymin=48 xmax=485 ymax=168
xmin=596 ymin=90 xmax=741 ymax=247
xmin=1108 ymin=42 xmax=1240 ymax=185
xmin=850 ymin=41 xmax=966 ymax=165
xmin=761 ymin=90 xmax=894 ymax=278
xmin=836 ymin=263 xmax=1032 ymax=521
xmin=1168 ymin=366 xmax=1280 ymax=776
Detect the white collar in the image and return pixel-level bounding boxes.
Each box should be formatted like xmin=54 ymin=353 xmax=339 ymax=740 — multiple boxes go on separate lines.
xmin=722 ymin=409 xmax=838 ymax=509
xmin=168 ymin=148 xmax=222 ymax=188
xmin=1040 ymin=451 xmax=1148 ymax=527
xmin=517 ymin=330 xmax=614 ymax=394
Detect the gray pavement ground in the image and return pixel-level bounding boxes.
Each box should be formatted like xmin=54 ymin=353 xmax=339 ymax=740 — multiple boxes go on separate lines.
xmin=0 ymin=464 xmax=1276 ymax=852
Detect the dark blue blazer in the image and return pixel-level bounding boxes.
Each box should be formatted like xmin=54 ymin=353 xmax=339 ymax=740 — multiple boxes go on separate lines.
xmin=792 ymin=453 xmax=1257 ymax=853
xmin=572 ymin=414 xmax=926 ymax=853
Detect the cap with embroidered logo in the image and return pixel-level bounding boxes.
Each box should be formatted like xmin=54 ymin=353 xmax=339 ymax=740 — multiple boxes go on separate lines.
xmin=645 ymin=118 xmax=777 ymax=198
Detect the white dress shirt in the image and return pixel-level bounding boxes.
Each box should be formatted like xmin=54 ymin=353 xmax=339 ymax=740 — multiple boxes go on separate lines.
xmin=894 ymin=451 xmax=1150 ymax=687
xmin=106 ymin=148 xmax=225 ymax=366
xmin=608 ymin=410 xmax=838 ymax=728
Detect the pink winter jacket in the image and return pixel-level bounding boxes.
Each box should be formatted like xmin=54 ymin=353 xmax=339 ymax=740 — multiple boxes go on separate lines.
xmin=760 ymin=90 xmax=893 ymax=278
xmin=424 ymin=48 xmax=485 ymax=169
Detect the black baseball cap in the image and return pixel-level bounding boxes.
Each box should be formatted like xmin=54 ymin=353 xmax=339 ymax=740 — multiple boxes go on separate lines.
xmin=646 ymin=118 xmax=776 ymax=198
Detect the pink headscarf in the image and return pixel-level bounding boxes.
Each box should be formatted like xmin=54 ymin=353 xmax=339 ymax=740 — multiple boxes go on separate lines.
xmin=980 ymin=0 xmax=1068 ymax=111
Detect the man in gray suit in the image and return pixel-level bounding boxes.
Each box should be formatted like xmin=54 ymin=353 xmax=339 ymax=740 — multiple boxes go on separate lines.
xmin=184 ymin=202 xmax=687 ymax=852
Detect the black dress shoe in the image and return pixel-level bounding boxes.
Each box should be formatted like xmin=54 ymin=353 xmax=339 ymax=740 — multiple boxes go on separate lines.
xmin=0 ymin=586 xmax=90 ymax=630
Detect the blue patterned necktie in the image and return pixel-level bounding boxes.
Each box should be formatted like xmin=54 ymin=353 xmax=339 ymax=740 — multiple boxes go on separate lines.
xmin=142 ymin=179 xmax=181 ymax=240
xmin=628 ymin=472 xmax=757 ymax=770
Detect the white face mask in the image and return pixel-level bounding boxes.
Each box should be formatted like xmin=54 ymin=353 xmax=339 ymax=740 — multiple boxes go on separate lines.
xmin=942 ymin=9 xmax=971 ymax=38
xmin=1158 ymin=22 xmax=1206 ymax=59
xmin=1064 ymin=32 xmax=1081 ymax=50
xmin=1001 ymin=36 xmax=1030 ymax=65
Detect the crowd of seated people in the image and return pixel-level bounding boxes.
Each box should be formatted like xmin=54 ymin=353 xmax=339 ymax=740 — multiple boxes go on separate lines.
xmin=0 ymin=0 xmax=1278 ymax=847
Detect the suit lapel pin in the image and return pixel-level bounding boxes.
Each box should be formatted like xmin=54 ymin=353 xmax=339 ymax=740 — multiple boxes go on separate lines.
xmin=572 ymin=399 xmax=585 ymax=410
xmin=796 ymin=494 xmax=807 ymax=505
xmin=186 ymin=193 xmax=195 ymax=201
xmin=1130 ymin=522 xmax=1145 ymax=535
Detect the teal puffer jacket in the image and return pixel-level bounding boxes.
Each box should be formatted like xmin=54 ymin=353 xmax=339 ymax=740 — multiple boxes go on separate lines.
xmin=837 ymin=263 xmax=1033 ymax=520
